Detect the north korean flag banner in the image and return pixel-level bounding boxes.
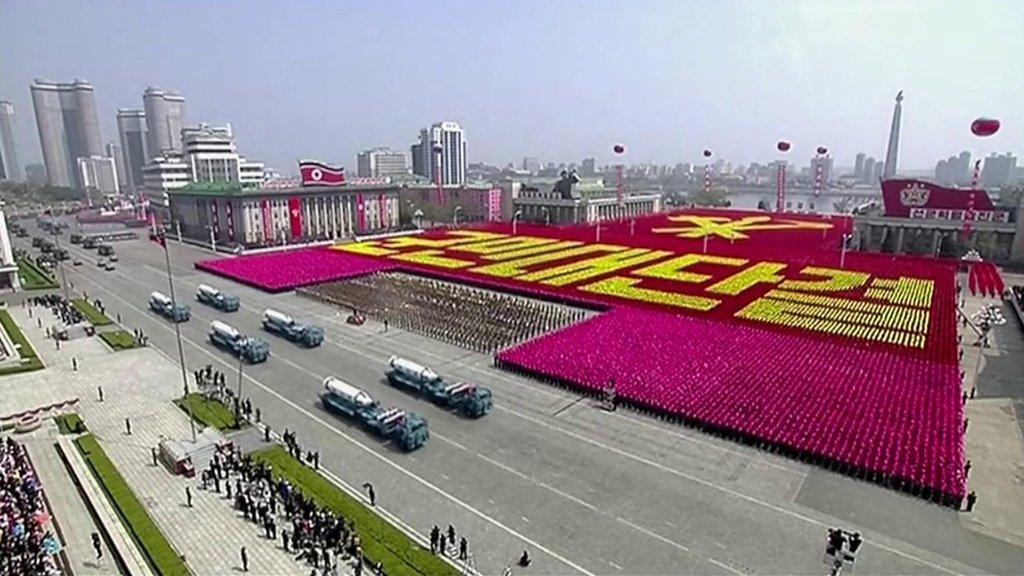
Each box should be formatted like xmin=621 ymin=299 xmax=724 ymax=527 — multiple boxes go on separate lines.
xmin=299 ymin=160 xmax=346 ymax=187
xmin=356 ymin=193 xmax=366 ymax=233
xmin=211 ymin=201 xmax=220 ymax=236
xmin=288 ymin=197 xmax=303 ymax=238
xmin=261 ymin=199 xmax=273 ymax=242
xmin=225 ymin=202 xmax=235 ymax=242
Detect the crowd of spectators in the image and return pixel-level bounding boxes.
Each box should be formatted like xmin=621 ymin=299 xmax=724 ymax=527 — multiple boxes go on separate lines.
xmin=29 ymin=295 xmax=85 ymax=326
xmin=0 ymin=437 xmax=60 ymax=576
xmin=304 ymin=272 xmax=587 ymax=352
xmin=203 ymin=443 xmax=368 ymax=575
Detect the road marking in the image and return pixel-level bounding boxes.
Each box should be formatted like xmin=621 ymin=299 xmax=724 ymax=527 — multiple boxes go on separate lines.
xmin=62 ymin=268 xmax=598 ymax=576
xmin=521 ymin=516 xmax=530 ymax=523
xmin=476 ymin=453 xmax=597 ymax=512
xmin=493 ymin=406 xmax=960 ymax=575
xmin=616 ymin=517 xmax=690 ymax=553
xmin=709 ymin=557 xmax=744 ymax=575
xmin=609 ymin=561 xmax=623 ymax=571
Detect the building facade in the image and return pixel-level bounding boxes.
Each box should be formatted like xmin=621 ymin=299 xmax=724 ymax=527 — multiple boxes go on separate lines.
xmin=513 ymin=188 xmax=662 ymax=225
xmin=116 ymin=109 xmax=148 ymax=191
xmin=357 ymin=147 xmax=408 ymax=178
xmin=77 ymin=156 xmax=119 ymax=195
xmin=0 ymin=101 xmax=22 ymax=181
xmin=167 ymin=183 xmax=400 ymax=247
xmin=144 ymin=124 xmax=264 ymax=210
xmin=143 ymin=87 xmax=185 ymax=159
xmin=413 ymin=121 xmax=466 ymax=186
xmin=981 ymin=153 xmax=1018 ymax=188
xmin=30 ymin=78 xmax=104 ymax=188
xmin=809 ymin=155 xmax=834 ymax=184
xmin=399 ymin=184 xmax=506 ymax=225
xmin=0 ymin=210 xmax=20 ymax=292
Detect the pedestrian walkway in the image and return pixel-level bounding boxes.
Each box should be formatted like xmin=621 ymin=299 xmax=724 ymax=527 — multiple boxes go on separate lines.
xmin=1 ymin=304 xmax=334 ymax=575
xmin=21 ymin=426 xmax=114 ymax=576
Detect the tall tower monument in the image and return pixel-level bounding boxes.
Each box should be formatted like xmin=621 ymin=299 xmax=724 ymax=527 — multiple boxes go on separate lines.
xmin=883 ymin=91 xmax=903 ymax=181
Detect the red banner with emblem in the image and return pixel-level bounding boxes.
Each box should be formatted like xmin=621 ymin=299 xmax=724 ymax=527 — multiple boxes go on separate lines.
xmin=379 ymin=194 xmax=386 ymax=228
xmin=288 ymin=197 xmax=303 ymax=237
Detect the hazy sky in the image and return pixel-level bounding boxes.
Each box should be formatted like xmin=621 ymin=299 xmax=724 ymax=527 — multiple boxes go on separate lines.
xmin=2 ymin=0 xmax=1021 ymax=175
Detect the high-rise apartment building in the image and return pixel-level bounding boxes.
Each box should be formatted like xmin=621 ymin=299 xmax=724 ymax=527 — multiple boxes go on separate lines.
xmin=872 ymin=160 xmax=885 ymax=183
xmin=522 ymin=157 xmax=541 ymax=174
xmin=0 ymin=101 xmax=22 ymax=181
xmin=77 ymin=155 xmax=119 ymax=194
xmin=143 ymin=87 xmax=185 ymax=159
xmin=862 ymin=157 xmax=876 ymax=183
xmin=981 ymin=153 xmax=1018 ymax=188
xmin=934 ymin=151 xmax=973 ymax=186
xmin=854 ymin=153 xmax=866 ymax=181
xmin=117 ymin=109 xmax=148 ymax=191
xmin=580 ymin=158 xmax=596 ymax=176
xmin=106 ymin=142 xmax=127 ymax=192
xmin=357 ymin=147 xmax=408 ymax=178
xmin=30 ymin=78 xmax=104 ymax=188
xmin=410 ymin=142 xmax=423 ymax=177
xmin=414 ymin=121 xmax=466 ymax=186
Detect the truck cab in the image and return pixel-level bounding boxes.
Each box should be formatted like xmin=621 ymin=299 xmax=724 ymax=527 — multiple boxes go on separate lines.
xmin=196 ymin=284 xmax=240 ymax=312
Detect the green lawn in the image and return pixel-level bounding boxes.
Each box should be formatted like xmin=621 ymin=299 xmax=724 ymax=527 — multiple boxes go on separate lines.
xmin=17 ymin=258 xmax=58 ymax=290
xmin=250 ymin=445 xmax=457 ymax=576
xmin=55 ymin=413 xmax=86 ymax=434
xmin=174 ymin=393 xmax=239 ymax=430
xmin=72 ymin=298 xmax=113 ymax=326
xmin=99 ymin=330 xmax=140 ymax=351
xmin=74 ymin=434 xmax=190 ymax=576
xmin=0 ymin=309 xmax=44 ymax=375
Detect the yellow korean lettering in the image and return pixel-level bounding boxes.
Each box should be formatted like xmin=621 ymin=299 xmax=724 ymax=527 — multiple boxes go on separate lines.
xmin=633 ymin=253 xmax=747 ymax=284
xmin=707 ymin=262 xmax=787 ymax=296
xmin=471 ymin=244 xmax=622 ymax=278
xmin=333 ymin=242 xmax=398 ymax=257
xmin=518 ymin=249 xmax=669 ymax=287
xmin=779 ymin=266 xmax=869 ymax=292
xmin=381 ymin=230 xmax=505 ymax=249
xmin=388 ymin=249 xmax=475 ymax=269
xmin=580 ymin=277 xmax=721 ymax=311
xmin=864 ymin=277 xmax=935 ymax=308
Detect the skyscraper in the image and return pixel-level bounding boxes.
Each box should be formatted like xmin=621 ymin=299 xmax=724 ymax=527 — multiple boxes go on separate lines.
xmin=981 ymin=153 xmax=1018 ymax=188
xmin=117 ymin=109 xmax=148 ymax=191
xmin=107 ymin=142 xmax=127 ymax=192
xmin=30 ymin=78 xmax=104 ymax=188
xmin=883 ymin=91 xmax=903 ymax=180
xmin=143 ymin=87 xmax=185 ymax=159
xmin=862 ymin=157 xmax=876 ymax=184
xmin=810 ymin=155 xmax=834 ymax=184
xmin=522 ymin=157 xmax=541 ymax=174
xmin=357 ymin=147 xmax=408 ymax=178
xmin=415 ymin=121 xmax=466 ymax=186
xmin=410 ymin=142 xmax=423 ymax=177
xmin=0 ymin=101 xmax=22 ymax=181
xmin=872 ymin=160 xmax=885 ymax=183
xmin=854 ymin=153 xmax=866 ymax=181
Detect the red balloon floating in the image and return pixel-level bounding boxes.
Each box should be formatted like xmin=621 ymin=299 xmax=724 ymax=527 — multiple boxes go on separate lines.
xmin=702 ymin=149 xmax=712 ymax=158
xmin=971 ymin=118 xmax=1000 ymax=137
xmin=777 ymin=141 xmax=791 ymax=152
xmin=613 ymin=144 xmax=626 ymax=154
xmin=816 ymin=146 xmax=828 ymax=155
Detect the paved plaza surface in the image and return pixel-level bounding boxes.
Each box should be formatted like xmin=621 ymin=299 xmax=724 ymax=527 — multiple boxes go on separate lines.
xmin=0 ymin=305 xmax=345 ymax=575
xmin=6 ymin=221 xmax=1024 ymax=574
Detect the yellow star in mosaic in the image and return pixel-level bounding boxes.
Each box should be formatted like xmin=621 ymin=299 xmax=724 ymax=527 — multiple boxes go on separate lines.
xmin=651 ymin=215 xmax=833 ymax=240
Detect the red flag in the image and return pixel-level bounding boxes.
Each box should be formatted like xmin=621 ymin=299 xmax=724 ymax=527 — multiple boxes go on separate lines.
xmin=357 ymin=194 xmax=365 ymax=233
xmin=261 ymin=200 xmax=272 ymax=242
xmin=288 ymin=197 xmax=303 ymax=238
xmin=299 ymin=160 xmax=346 ymax=186
xmin=379 ymin=194 xmax=386 ymax=228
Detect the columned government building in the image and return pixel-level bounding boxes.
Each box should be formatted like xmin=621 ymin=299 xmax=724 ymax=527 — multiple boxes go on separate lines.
xmin=513 ymin=187 xmax=662 ymax=225
xmin=167 ymin=182 xmax=399 ymax=248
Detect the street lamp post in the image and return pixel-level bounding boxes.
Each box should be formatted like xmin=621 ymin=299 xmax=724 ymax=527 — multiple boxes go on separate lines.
xmin=206 ymin=225 xmax=216 ymax=253
xmin=840 ymin=233 xmax=852 ymax=269
xmin=541 ymin=207 xmax=550 ymax=226
xmin=159 ymin=229 xmax=197 ymax=442
xmin=512 ymin=210 xmax=522 ymax=235
xmin=453 ymin=206 xmax=464 ymax=227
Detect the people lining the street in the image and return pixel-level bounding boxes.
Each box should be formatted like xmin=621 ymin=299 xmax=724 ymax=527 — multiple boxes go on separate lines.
xmin=0 ymin=437 xmax=61 ymax=576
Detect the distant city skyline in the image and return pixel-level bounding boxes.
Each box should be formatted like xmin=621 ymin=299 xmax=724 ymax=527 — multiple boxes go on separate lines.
xmin=1 ymin=1 xmax=1021 ymax=177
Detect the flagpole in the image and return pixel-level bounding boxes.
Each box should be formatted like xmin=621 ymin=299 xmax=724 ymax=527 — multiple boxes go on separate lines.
xmin=160 ymin=231 xmax=197 ymax=442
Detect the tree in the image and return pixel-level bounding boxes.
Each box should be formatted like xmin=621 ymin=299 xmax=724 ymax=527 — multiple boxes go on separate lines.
xmin=689 ymin=186 xmax=730 ymax=207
